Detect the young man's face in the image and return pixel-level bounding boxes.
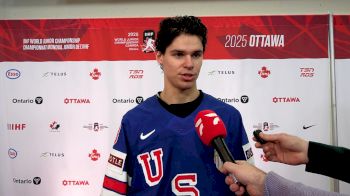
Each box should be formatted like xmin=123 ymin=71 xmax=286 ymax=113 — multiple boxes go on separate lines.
xmin=157 ymin=34 xmax=203 ymax=92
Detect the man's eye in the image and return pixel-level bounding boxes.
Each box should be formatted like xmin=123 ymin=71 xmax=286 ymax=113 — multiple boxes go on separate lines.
xmin=174 ymin=53 xmax=184 ymax=57
xmin=192 ymin=53 xmax=202 ymax=58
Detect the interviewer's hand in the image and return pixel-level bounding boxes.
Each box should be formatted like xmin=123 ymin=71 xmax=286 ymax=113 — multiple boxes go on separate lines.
xmin=219 ymin=161 xmax=266 ymax=196
xmin=254 ymin=132 xmax=309 ymax=165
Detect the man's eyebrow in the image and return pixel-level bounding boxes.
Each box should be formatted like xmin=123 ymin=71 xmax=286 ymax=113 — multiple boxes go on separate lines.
xmin=169 ymin=49 xmax=203 ymax=53
xmin=170 ymin=49 xmax=185 ymax=53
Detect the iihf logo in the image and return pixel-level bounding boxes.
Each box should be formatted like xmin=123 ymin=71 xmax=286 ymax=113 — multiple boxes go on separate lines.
xmin=142 ymin=30 xmax=155 ymax=53
xmin=90 ymin=68 xmax=101 ymax=80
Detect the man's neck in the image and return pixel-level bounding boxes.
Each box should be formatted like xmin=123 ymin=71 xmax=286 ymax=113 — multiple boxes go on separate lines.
xmin=160 ymin=88 xmax=200 ymax=104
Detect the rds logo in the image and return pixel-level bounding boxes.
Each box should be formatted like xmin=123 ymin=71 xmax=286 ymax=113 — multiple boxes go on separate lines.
xmin=6 ymin=69 xmax=21 ymax=79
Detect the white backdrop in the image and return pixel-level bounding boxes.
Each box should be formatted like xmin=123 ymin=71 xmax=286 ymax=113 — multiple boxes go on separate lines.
xmin=1 ymin=14 xmax=346 ymax=195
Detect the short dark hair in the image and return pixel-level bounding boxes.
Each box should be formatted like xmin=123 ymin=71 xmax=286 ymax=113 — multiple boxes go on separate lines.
xmin=155 ymin=15 xmax=207 ymax=54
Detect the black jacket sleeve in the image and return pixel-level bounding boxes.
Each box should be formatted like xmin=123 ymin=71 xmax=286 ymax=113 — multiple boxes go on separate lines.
xmin=305 ymin=141 xmax=350 ymax=183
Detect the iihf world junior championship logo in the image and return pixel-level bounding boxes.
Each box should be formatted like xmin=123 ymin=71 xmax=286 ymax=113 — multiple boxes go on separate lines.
xmin=142 ymin=30 xmax=155 ymax=53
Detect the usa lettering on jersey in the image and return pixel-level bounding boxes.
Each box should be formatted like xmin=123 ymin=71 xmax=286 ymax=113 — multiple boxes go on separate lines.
xmin=137 ymin=148 xmax=200 ymax=195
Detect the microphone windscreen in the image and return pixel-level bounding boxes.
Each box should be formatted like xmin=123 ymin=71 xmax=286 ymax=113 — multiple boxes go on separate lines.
xmin=194 ymin=110 xmax=227 ymax=146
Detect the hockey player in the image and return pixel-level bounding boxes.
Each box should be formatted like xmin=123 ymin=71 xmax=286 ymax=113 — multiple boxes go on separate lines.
xmin=101 ymin=15 xmax=253 ymax=196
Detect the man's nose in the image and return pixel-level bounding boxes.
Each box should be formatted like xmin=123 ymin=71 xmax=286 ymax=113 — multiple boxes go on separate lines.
xmin=184 ymin=55 xmax=194 ymax=69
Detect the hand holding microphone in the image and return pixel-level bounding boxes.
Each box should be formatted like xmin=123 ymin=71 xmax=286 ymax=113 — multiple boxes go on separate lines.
xmin=194 ymin=110 xmax=236 ymax=163
xmin=253 ymin=131 xmax=310 ymax=165
xmin=194 ymin=110 xmax=249 ymax=195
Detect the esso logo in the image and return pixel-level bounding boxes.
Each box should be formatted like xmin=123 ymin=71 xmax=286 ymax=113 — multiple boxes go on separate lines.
xmin=6 ymin=69 xmax=21 ymax=79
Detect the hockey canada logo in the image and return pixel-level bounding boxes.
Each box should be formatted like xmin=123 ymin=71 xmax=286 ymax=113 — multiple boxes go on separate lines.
xmin=50 ymin=121 xmax=60 ymax=131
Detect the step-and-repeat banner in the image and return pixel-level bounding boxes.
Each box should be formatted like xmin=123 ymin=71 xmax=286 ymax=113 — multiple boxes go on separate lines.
xmin=334 ymin=15 xmax=350 ymax=194
xmin=1 ymin=15 xmax=336 ymax=195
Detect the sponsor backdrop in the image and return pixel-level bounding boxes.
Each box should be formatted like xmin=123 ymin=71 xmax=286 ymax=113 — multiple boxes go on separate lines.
xmin=334 ymin=15 xmax=350 ymax=194
xmin=0 ymin=14 xmax=344 ymax=195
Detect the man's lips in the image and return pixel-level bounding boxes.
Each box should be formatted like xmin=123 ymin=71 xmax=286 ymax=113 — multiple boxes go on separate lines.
xmin=181 ymin=73 xmax=195 ymax=81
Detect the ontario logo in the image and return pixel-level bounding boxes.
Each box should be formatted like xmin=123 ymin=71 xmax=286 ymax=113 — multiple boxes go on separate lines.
xmin=12 ymin=96 xmax=43 ymax=104
xmin=217 ymin=95 xmax=249 ymax=104
xmin=112 ymin=96 xmax=144 ymax=104
xmin=13 ymin=177 xmax=41 ymax=185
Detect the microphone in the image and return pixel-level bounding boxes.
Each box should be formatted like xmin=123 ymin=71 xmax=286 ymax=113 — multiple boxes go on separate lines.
xmin=194 ymin=109 xmax=236 ymax=163
xmin=194 ymin=110 xmax=249 ymax=195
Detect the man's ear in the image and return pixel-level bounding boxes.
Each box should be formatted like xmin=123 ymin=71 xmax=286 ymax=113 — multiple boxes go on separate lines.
xmin=156 ymin=51 xmax=163 ymax=65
